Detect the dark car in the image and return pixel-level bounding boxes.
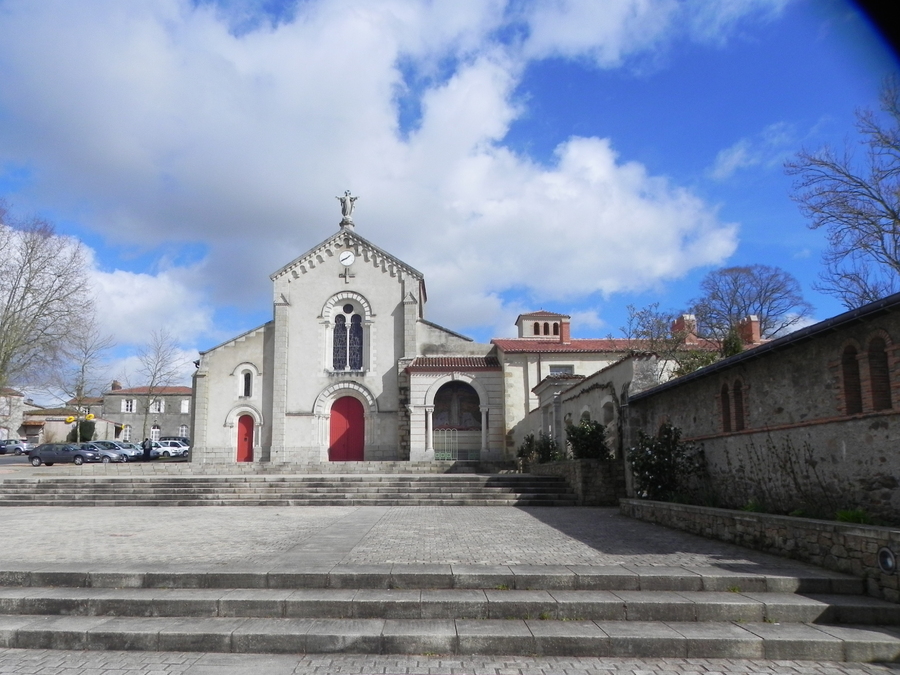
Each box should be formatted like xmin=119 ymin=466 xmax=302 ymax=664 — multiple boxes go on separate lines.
xmin=80 ymin=442 xmax=127 ymax=463
xmin=30 ymin=443 xmax=101 ymax=466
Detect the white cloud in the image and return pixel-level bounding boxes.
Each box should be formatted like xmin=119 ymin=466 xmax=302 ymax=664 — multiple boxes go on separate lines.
xmin=0 ymin=0 xmax=781 ymax=342
xmin=709 ymin=122 xmax=796 ymax=180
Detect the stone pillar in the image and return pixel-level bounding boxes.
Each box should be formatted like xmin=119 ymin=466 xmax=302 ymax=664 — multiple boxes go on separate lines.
xmin=425 ymin=406 xmax=434 ymax=453
xmin=480 ymin=406 xmax=488 ymax=455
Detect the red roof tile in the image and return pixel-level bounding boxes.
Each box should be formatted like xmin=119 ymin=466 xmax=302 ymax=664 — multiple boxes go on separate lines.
xmin=407 ymin=356 xmax=501 ymax=371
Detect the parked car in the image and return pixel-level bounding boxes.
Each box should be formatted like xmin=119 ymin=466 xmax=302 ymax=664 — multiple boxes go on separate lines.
xmin=0 ymin=439 xmax=31 ymax=455
xmin=160 ymin=436 xmax=191 ymax=446
xmin=155 ymin=440 xmax=189 ymax=458
xmin=80 ymin=442 xmax=127 ymax=463
xmin=109 ymin=442 xmax=143 ymax=461
xmin=30 ymin=443 xmax=102 ymax=466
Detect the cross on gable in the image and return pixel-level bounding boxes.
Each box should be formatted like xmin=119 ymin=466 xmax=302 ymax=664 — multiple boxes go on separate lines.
xmin=339 ymin=267 xmax=355 ymax=284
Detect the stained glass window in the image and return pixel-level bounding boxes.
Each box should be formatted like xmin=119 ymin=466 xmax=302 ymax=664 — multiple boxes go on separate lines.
xmin=349 ymin=315 xmax=363 ymax=370
xmin=333 ymin=315 xmax=347 ymax=370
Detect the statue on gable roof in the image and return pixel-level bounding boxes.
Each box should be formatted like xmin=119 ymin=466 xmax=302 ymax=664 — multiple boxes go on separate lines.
xmin=336 ymin=190 xmax=359 ymax=223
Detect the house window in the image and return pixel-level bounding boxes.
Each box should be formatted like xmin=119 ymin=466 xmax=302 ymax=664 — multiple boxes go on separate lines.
xmin=733 ymin=380 xmax=745 ymax=431
xmin=122 ymin=399 xmax=135 ymax=413
xmin=868 ymin=337 xmax=893 ymax=410
xmin=181 ymin=399 xmax=190 ymax=414
xmin=841 ymin=345 xmax=863 ymax=415
xmin=179 ymin=424 xmax=189 ymax=437
xmin=550 ymin=365 xmax=574 ymax=376
xmin=150 ymin=425 xmax=161 ymax=441
xmin=543 ymin=322 xmax=550 ymax=335
xmin=122 ymin=425 xmax=132 ymax=442
xmin=533 ymin=322 xmax=540 ymax=335
xmin=149 ymin=399 xmax=163 ymax=414
xmin=720 ymin=383 xmax=731 ymax=433
xmin=242 ymin=371 xmax=252 ymax=397
xmin=553 ymin=323 xmax=559 ymax=336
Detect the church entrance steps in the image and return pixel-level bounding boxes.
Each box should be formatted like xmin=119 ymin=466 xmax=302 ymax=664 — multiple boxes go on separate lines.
xmin=0 ymin=474 xmax=577 ymax=507
xmin=0 ymin=565 xmax=897 ymax=660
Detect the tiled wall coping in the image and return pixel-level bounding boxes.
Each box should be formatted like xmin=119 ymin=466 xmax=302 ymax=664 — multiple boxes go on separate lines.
xmin=620 ymin=498 xmax=900 ymax=602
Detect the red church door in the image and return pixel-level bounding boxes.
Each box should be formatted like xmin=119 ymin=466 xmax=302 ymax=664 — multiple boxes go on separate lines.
xmin=237 ymin=415 xmax=254 ymax=462
xmin=329 ymin=396 xmax=364 ymax=461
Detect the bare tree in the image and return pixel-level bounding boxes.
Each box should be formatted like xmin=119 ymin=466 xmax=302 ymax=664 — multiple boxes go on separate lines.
xmin=135 ymin=329 xmax=183 ymax=439
xmin=48 ymin=310 xmax=115 ymax=442
xmin=0 ymin=204 xmax=91 ymax=392
xmin=785 ymin=77 xmax=900 ymax=308
xmin=619 ymin=303 xmax=718 ymax=380
xmin=689 ymin=265 xmax=813 ymax=340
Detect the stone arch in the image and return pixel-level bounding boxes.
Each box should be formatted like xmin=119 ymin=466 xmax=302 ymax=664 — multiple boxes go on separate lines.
xmin=231 ymin=362 xmax=261 ymax=398
xmin=313 ymin=381 xmax=378 ymax=415
xmin=423 ymin=372 xmax=490 ymax=407
xmin=320 ymin=291 xmax=374 ymax=320
xmin=224 ymin=403 xmax=265 ymax=428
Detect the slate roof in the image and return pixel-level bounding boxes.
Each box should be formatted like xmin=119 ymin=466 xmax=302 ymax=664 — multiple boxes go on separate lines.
xmin=104 ymin=386 xmax=193 ymax=396
xmin=407 ymin=356 xmax=501 ymax=371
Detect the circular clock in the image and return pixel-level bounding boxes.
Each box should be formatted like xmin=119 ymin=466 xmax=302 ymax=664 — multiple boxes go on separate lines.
xmin=339 ymin=251 xmax=355 ymax=266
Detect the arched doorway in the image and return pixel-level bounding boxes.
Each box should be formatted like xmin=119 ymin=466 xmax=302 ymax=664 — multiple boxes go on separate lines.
xmin=329 ymin=396 xmax=364 ymax=461
xmin=433 ymin=381 xmax=482 ymax=460
xmin=237 ymin=415 xmax=254 ymax=462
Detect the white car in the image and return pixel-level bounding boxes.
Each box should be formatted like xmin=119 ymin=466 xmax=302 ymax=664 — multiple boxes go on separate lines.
xmin=155 ymin=440 xmax=189 ymax=458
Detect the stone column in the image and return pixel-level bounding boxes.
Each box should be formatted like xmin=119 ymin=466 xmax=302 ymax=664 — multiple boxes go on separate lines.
xmin=425 ymin=406 xmax=434 ymax=453
xmin=480 ymin=406 xmax=489 ymax=456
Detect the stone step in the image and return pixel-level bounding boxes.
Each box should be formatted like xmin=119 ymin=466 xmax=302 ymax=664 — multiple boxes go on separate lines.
xmin=1 ymin=615 xmax=898 ymax=660
xmin=0 ymin=587 xmax=896 ymax=625
xmin=0 ymin=565 xmax=865 ymax=594
xmin=0 ymin=498 xmax=577 ymax=507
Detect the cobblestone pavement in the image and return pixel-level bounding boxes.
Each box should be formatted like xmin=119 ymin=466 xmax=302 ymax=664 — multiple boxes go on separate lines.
xmin=0 ymin=649 xmax=898 ymax=675
xmin=3 ymin=505 xmax=811 ymax=568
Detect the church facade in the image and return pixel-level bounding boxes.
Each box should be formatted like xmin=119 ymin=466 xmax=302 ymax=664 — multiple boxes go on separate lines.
xmin=191 ymin=199 xmax=640 ymax=464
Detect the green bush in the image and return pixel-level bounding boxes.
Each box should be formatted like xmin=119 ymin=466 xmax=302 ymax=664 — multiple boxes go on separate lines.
xmin=836 ymin=508 xmax=874 ymax=524
xmin=67 ymin=420 xmax=96 ymax=443
xmin=565 ymin=419 xmax=611 ymax=460
xmin=627 ymin=422 xmax=706 ymax=502
xmin=517 ymin=432 xmax=562 ymax=464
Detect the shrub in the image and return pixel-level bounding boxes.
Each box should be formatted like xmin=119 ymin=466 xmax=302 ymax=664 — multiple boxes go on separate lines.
xmin=517 ymin=432 xmax=562 ymax=465
xmin=627 ymin=422 xmax=706 ymax=502
xmin=565 ymin=419 xmax=611 ymax=460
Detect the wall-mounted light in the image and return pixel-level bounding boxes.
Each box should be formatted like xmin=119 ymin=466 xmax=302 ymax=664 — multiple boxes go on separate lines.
xmin=877 ymin=547 xmax=896 ymax=575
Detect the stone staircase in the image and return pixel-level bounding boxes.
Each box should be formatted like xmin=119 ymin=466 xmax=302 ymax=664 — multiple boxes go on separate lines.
xmin=0 ymin=474 xmax=577 ymax=507
xmin=0 ymin=564 xmax=898 ymax=660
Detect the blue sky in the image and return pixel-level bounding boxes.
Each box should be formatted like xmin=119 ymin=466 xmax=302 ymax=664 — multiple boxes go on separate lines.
xmin=0 ymin=0 xmax=897 ymax=386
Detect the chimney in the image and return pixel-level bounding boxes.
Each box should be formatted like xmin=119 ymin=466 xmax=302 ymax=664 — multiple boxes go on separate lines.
xmin=737 ymin=315 xmax=761 ymax=345
xmin=671 ymin=314 xmax=697 ymax=339
xmin=559 ymin=318 xmax=571 ymax=344
xmin=111 ymin=380 xmax=122 ymax=391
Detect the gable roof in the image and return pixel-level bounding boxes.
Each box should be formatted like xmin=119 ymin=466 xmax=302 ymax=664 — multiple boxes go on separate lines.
xmin=407 ymin=356 xmax=501 ymax=371
xmin=492 ymin=338 xmax=641 ymax=353
xmin=516 ymin=310 xmax=570 ymax=322
xmin=104 ymin=386 xmax=193 ymax=396
xmin=270 ymin=226 xmax=424 ymax=283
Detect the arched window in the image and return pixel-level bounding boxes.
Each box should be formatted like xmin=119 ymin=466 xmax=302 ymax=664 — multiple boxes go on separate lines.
xmin=868 ymin=337 xmax=893 ymax=410
xmin=242 ymin=371 xmax=252 ymax=397
xmin=179 ymin=424 xmax=189 ymax=438
xmin=842 ymin=345 xmax=863 ymax=415
xmin=333 ymin=315 xmax=347 ymax=370
xmin=150 ymin=425 xmax=161 ymax=441
xmin=533 ymin=322 xmax=540 ymax=335
xmin=721 ymin=383 xmax=731 ymax=433
xmin=553 ymin=322 xmax=559 ymax=335
xmin=733 ymin=380 xmax=745 ymax=431
xmin=543 ymin=322 xmax=550 ymax=335
xmin=349 ymin=315 xmax=363 ymax=370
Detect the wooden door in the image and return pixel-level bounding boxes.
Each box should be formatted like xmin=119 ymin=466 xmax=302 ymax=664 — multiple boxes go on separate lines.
xmin=329 ymin=396 xmax=364 ymax=461
xmin=237 ymin=415 xmax=254 ymax=462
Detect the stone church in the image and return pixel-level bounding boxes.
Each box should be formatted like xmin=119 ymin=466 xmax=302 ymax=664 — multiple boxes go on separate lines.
xmin=191 ymin=195 xmax=643 ymax=464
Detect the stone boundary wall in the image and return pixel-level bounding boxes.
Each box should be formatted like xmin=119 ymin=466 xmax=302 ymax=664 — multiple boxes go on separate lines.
xmin=620 ymin=498 xmax=900 ymax=602
xmin=528 ymin=459 xmax=625 ymax=506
